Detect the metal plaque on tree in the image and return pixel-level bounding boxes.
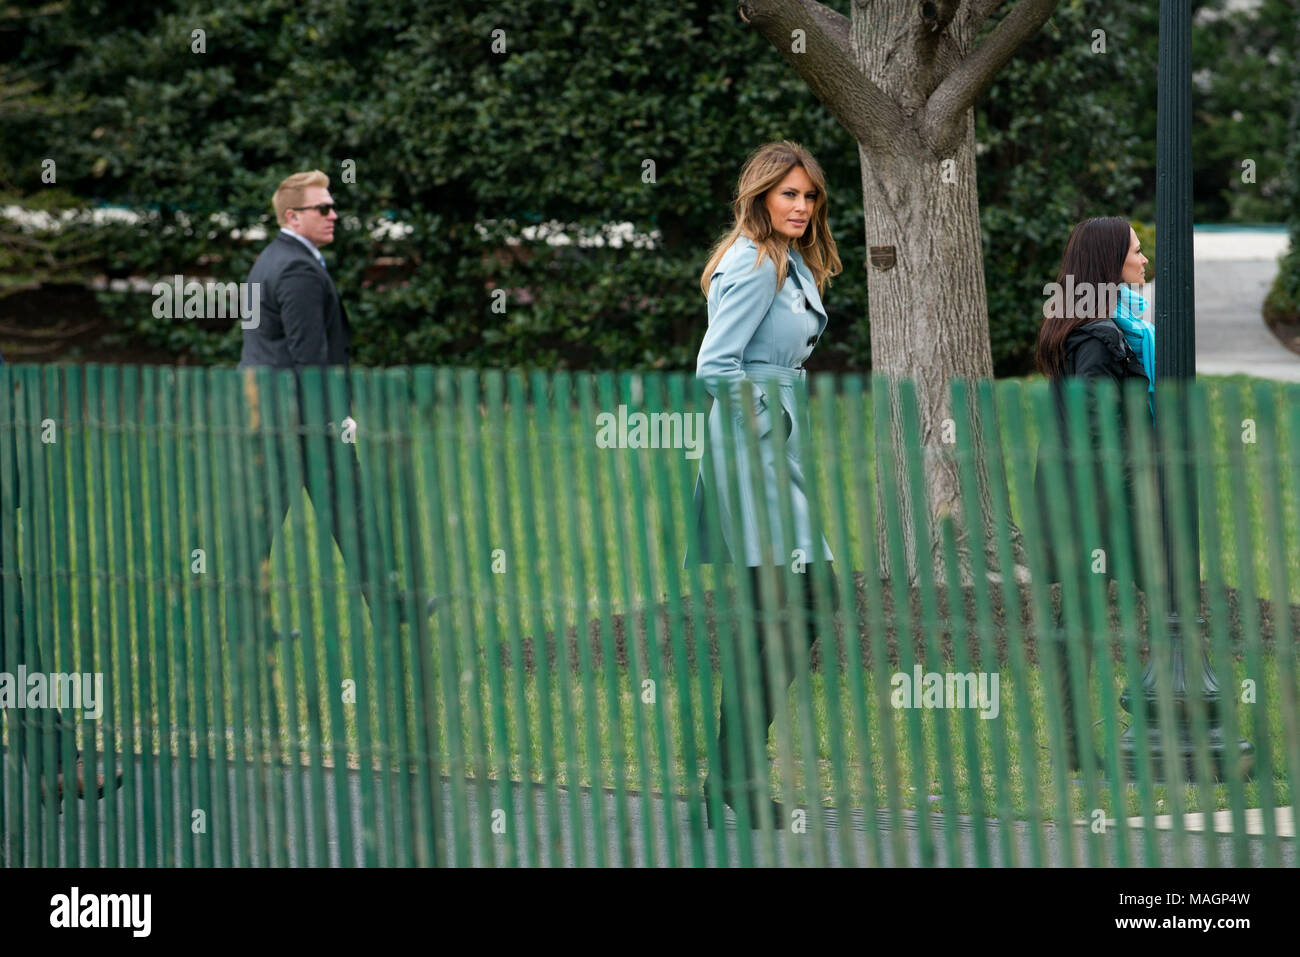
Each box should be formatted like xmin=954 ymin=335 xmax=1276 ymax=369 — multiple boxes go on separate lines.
xmin=869 ymin=245 xmax=896 ymax=270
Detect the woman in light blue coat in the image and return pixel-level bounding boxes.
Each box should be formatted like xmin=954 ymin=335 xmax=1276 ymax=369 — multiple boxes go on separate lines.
xmin=688 ymin=141 xmax=842 ymax=829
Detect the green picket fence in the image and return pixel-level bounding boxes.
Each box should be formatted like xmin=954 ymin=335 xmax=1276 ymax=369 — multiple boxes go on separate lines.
xmin=1 ymin=364 xmax=1297 ymax=867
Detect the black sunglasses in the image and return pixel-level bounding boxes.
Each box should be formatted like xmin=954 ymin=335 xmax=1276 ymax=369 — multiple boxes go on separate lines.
xmin=290 ymin=203 xmax=336 ymax=216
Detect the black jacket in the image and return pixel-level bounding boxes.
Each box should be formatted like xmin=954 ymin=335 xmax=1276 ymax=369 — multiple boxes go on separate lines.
xmin=1033 ymin=319 xmax=1153 ymax=588
xmin=240 ymin=231 xmax=351 ymax=369
xmin=239 ymin=231 xmax=353 ymax=419
xmin=1061 ymin=320 xmax=1147 ymax=387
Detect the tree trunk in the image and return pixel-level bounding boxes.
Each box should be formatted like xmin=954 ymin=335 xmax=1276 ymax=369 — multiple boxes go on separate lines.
xmin=855 ymin=114 xmax=998 ymax=583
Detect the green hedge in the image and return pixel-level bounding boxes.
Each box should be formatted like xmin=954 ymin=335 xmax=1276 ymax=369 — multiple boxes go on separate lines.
xmin=4 ymin=0 xmax=1289 ymax=372
xmin=1264 ymin=9 xmax=1300 ymax=326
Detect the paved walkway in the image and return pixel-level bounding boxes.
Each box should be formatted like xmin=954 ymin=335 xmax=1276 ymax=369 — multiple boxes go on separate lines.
xmin=1156 ymin=227 xmax=1297 ymax=382
xmin=4 ymin=753 xmax=1293 ymax=867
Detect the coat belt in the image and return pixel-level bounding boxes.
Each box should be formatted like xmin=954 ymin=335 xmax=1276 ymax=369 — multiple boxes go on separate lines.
xmin=740 ymin=362 xmax=805 ymax=385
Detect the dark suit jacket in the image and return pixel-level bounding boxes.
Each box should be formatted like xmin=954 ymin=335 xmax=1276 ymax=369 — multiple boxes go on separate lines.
xmin=240 ymin=230 xmax=352 ymax=417
xmin=240 ymin=230 xmax=351 ymax=369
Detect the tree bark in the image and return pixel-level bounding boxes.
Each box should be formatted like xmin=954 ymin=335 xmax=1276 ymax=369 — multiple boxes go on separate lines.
xmin=857 ymin=122 xmax=998 ymax=582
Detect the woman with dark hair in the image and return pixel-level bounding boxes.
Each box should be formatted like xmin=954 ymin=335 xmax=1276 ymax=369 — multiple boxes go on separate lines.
xmin=687 ymin=141 xmax=842 ymax=828
xmin=1033 ymin=215 xmax=1154 ymax=771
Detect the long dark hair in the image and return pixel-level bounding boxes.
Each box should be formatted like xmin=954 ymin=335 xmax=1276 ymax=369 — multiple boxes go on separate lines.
xmin=1035 ymin=216 xmax=1131 ymax=378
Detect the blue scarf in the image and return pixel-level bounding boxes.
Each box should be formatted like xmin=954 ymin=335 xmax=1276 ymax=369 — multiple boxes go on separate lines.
xmin=1111 ymin=284 xmax=1155 ymax=420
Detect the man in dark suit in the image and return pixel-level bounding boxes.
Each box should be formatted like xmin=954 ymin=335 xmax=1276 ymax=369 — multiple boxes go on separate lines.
xmin=241 ymin=169 xmax=348 ymax=370
xmin=241 ymin=170 xmax=403 ymax=632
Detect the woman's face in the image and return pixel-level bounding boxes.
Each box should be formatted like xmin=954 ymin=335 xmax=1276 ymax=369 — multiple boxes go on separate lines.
xmin=1122 ymin=227 xmax=1148 ymax=285
xmin=765 ymin=165 xmax=817 ymax=240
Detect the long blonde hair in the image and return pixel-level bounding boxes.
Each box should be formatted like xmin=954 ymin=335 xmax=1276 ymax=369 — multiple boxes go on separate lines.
xmin=699 ymin=141 xmax=842 ymax=298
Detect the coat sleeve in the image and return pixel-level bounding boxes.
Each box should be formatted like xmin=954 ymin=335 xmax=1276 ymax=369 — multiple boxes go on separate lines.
xmin=695 ymin=251 xmax=778 ymax=404
xmin=278 ymin=260 xmax=331 ymax=368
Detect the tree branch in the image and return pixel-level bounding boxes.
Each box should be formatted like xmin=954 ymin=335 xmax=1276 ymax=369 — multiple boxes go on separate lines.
xmin=923 ymin=0 xmax=1059 ymax=153
xmin=800 ymin=0 xmax=852 ymax=46
xmin=738 ymin=0 xmax=904 ymax=152
xmin=921 ymin=0 xmax=961 ymax=35
xmin=918 ymin=1 xmax=964 ymax=97
xmin=958 ymin=0 xmax=1008 ymax=39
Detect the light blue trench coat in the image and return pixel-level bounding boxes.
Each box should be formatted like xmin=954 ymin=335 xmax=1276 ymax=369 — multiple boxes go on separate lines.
xmin=685 ymin=235 xmax=834 ymax=567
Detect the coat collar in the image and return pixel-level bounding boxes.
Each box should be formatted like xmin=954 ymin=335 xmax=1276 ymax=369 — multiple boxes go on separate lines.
xmin=1068 ymin=319 xmax=1130 ymax=360
xmin=786 ymin=246 xmax=827 ymax=321
xmin=730 ymin=236 xmax=828 ymax=321
xmin=275 ymin=229 xmax=328 ymax=271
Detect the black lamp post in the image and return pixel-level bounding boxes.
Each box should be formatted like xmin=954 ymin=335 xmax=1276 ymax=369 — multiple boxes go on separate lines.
xmin=1118 ymin=0 xmax=1253 ymax=780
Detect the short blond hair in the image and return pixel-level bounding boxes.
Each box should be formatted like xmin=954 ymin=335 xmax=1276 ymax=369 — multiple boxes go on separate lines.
xmin=272 ymin=170 xmax=329 ymax=225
